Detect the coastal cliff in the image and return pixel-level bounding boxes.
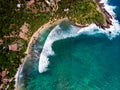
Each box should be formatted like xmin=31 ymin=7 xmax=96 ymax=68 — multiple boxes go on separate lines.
xmin=94 ymin=0 xmax=112 ymax=28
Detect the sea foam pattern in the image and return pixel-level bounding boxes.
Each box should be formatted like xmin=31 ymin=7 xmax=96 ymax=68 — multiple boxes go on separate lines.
xmin=38 ymin=25 xmax=78 ymax=73
xmin=38 ymin=0 xmax=120 ymax=73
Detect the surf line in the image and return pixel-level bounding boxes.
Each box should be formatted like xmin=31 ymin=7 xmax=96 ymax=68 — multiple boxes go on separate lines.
xmin=38 ymin=0 xmax=120 ymax=73
xmin=14 ymin=18 xmax=69 ymax=90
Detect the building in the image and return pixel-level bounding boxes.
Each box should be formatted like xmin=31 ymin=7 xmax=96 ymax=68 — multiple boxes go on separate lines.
xmin=8 ymin=43 xmax=18 ymax=51
xmin=0 ymin=39 xmax=3 ymax=45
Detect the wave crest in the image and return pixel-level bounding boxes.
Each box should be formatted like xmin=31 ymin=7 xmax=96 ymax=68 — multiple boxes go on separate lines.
xmin=38 ymin=0 xmax=120 ymax=73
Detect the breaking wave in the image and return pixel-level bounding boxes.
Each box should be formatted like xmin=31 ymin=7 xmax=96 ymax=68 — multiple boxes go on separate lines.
xmin=38 ymin=25 xmax=79 ymax=73
xmin=38 ymin=0 xmax=120 ymax=73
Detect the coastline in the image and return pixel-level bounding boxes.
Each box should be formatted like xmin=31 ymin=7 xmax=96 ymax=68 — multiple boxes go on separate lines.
xmin=14 ymin=17 xmax=68 ymax=90
xmin=25 ymin=17 xmax=68 ymax=55
xmin=93 ymin=0 xmax=113 ymax=29
xmin=74 ymin=0 xmax=113 ymax=29
xmin=1 ymin=0 xmax=120 ymax=89
xmin=15 ymin=0 xmax=117 ymax=89
xmin=70 ymin=0 xmax=113 ymax=29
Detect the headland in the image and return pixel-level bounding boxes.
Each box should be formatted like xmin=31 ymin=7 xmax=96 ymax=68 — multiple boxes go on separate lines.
xmin=0 ymin=0 xmax=116 ymax=89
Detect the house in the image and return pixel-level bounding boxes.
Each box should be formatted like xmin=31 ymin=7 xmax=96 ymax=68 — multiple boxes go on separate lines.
xmin=17 ymin=4 xmax=21 ymax=8
xmin=64 ymin=8 xmax=69 ymax=12
xmin=0 ymin=70 xmax=9 ymax=84
xmin=19 ymin=22 xmax=29 ymax=40
xmin=45 ymin=0 xmax=51 ymax=6
xmin=27 ymin=0 xmax=35 ymax=6
xmin=8 ymin=43 xmax=18 ymax=51
xmin=0 ymin=39 xmax=3 ymax=44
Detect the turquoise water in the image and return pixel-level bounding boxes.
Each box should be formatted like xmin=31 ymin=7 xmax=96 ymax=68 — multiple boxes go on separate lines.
xmin=18 ymin=28 xmax=51 ymax=89
xmin=20 ymin=34 xmax=120 ymax=90
xmin=18 ymin=0 xmax=120 ymax=90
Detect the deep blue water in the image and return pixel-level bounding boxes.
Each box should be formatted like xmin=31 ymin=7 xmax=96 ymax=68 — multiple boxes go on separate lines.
xmin=108 ymin=0 xmax=120 ymax=21
xmin=18 ymin=0 xmax=120 ymax=90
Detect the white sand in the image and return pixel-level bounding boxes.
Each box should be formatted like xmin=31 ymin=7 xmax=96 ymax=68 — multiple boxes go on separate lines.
xmin=25 ymin=17 xmax=68 ymax=55
xmin=14 ymin=17 xmax=68 ymax=90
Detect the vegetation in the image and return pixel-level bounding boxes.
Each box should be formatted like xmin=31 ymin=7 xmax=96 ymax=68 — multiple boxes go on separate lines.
xmin=0 ymin=0 xmax=105 ymax=89
xmin=56 ymin=0 xmax=105 ymax=26
xmin=0 ymin=0 xmax=51 ymax=89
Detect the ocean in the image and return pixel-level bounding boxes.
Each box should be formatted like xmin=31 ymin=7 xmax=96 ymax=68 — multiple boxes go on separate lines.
xmin=17 ymin=0 xmax=120 ymax=90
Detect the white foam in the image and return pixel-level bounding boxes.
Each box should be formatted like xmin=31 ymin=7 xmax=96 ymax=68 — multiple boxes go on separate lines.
xmin=14 ymin=69 xmax=19 ymax=88
xmin=100 ymin=0 xmax=116 ymax=16
xmin=77 ymin=0 xmax=120 ymax=38
xmin=78 ymin=24 xmax=103 ymax=35
xmin=101 ymin=0 xmax=120 ymax=38
xmin=38 ymin=0 xmax=120 ymax=73
xmin=14 ymin=58 xmax=26 ymax=90
xmin=14 ymin=64 xmax=23 ymax=90
xmin=38 ymin=25 xmax=79 ymax=73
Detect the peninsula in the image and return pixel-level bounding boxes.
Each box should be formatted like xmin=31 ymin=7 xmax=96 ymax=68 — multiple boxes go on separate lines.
xmin=0 ymin=0 xmax=113 ymax=89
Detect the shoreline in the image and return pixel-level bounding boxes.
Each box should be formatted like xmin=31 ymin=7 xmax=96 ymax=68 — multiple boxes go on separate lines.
xmin=14 ymin=17 xmax=68 ymax=90
xmin=15 ymin=0 xmax=115 ymax=89
xmin=74 ymin=0 xmax=113 ymax=29
xmin=93 ymin=0 xmax=112 ymax=29
xmin=25 ymin=17 xmax=68 ymax=55
xmin=16 ymin=0 xmax=114 ymax=65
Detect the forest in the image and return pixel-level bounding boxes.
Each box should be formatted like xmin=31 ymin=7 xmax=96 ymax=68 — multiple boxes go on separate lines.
xmin=0 ymin=0 xmax=105 ymax=89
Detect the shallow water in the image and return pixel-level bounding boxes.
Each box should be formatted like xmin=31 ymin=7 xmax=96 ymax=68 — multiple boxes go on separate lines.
xmin=18 ymin=0 xmax=120 ymax=90
xmin=20 ymin=34 xmax=120 ymax=90
xmin=19 ymin=28 xmax=120 ymax=90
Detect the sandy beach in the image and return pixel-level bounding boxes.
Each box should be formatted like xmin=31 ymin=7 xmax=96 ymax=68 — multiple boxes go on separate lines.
xmin=15 ymin=17 xmax=68 ymax=90
xmin=15 ymin=1 xmax=114 ymax=89
xmin=25 ymin=17 xmax=68 ymax=55
xmin=17 ymin=0 xmax=113 ymax=57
